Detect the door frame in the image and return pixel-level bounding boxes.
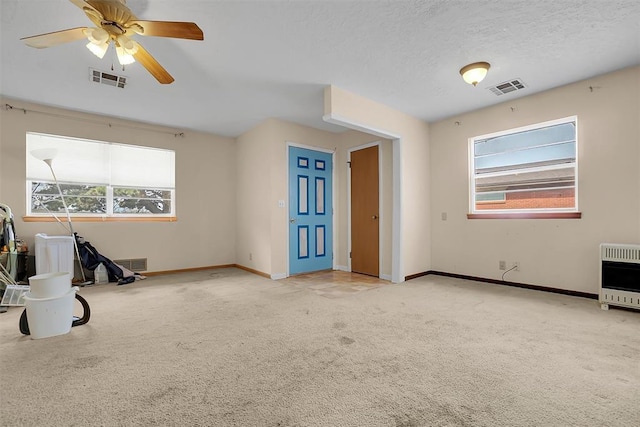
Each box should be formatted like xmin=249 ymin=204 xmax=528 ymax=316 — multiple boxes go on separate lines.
xmin=286 ymin=142 xmax=336 ymax=277
xmin=347 ymin=141 xmax=385 ymax=279
xmin=323 ymin=112 xmax=402 ymax=283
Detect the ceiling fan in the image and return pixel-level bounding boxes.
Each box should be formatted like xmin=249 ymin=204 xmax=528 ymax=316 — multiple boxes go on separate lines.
xmin=21 ymin=0 xmax=204 ymax=84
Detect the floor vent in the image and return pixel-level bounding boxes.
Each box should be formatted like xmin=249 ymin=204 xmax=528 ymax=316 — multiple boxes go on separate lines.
xmin=0 ymin=285 xmax=29 ymax=306
xmin=488 ymin=79 xmax=526 ymax=96
xmin=90 ymin=68 xmax=127 ymax=88
xmin=114 ymin=258 xmax=147 ymax=272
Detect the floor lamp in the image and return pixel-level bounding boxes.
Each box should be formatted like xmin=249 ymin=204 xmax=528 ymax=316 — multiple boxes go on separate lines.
xmin=30 ymin=148 xmax=90 ymax=285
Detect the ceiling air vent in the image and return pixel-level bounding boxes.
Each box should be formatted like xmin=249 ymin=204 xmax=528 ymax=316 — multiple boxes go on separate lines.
xmin=488 ymin=79 xmax=526 ymax=96
xmin=90 ymin=68 xmax=127 ymax=89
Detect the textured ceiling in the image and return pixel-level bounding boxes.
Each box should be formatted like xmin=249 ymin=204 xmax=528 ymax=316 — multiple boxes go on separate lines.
xmin=1 ymin=0 xmax=639 ymax=137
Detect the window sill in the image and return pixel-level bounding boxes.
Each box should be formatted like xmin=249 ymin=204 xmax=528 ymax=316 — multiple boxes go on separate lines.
xmin=467 ymin=212 xmax=581 ymax=219
xmin=23 ymin=216 xmax=177 ymax=223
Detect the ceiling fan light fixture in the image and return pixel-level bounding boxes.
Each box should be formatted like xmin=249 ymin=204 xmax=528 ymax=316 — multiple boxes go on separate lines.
xmin=116 ymin=44 xmax=136 ymax=65
xmin=22 ymin=0 xmax=204 ymax=84
xmin=84 ymin=27 xmax=109 ymax=45
xmin=86 ymin=40 xmax=109 ymax=59
xmin=460 ymin=61 xmax=491 ymax=86
xmin=116 ymin=35 xmax=138 ymax=55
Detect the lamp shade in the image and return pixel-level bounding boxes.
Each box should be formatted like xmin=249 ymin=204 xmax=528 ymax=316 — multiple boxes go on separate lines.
xmin=460 ymin=62 xmax=491 ymax=86
xmin=84 ymin=27 xmax=109 ymax=44
xmin=83 ymin=27 xmax=110 ymax=59
xmin=116 ymin=45 xmax=135 ymax=65
xmin=86 ymin=41 xmax=109 ymax=59
xmin=30 ymin=148 xmax=58 ymax=162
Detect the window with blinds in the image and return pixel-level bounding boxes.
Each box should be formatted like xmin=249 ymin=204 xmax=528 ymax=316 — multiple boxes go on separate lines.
xmin=469 ymin=116 xmax=577 ymax=213
xmin=26 ymin=132 xmax=175 ymax=217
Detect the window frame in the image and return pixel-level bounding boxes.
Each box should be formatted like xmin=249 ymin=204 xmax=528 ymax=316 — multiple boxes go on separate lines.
xmin=468 ymin=116 xmax=580 ymax=219
xmin=26 ymin=133 xmax=175 ymax=220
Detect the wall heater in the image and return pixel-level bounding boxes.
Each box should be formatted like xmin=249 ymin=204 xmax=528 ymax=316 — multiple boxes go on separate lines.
xmin=599 ymin=243 xmax=640 ymax=310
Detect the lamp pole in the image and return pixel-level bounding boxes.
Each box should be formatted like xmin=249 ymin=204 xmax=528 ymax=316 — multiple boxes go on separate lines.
xmin=39 ymin=158 xmax=88 ymax=284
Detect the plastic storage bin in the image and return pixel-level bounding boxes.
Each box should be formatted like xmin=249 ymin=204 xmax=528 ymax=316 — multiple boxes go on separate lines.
xmin=35 ymin=234 xmax=74 ymax=278
xmin=24 ymin=286 xmax=78 ymax=339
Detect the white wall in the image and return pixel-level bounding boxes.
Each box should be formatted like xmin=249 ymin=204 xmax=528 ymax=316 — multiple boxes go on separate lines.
xmin=235 ymin=120 xmax=274 ymax=275
xmin=429 ymin=66 xmax=640 ymax=294
xmin=235 ymin=118 xmax=393 ymax=279
xmin=267 ymin=119 xmax=342 ymax=278
xmin=324 ymin=85 xmax=431 ymax=281
xmin=236 ymin=118 xmax=344 ymax=278
xmin=0 ymin=97 xmax=237 ymax=273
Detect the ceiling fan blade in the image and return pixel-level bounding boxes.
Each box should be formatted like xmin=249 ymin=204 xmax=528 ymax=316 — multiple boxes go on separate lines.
xmin=21 ymin=27 xmax=89 ymax=48
xmin=68 ymin=0 xmax=95 ymax=9
xmin=132 ymin=43 xmax=175 ymax=84
xmin=68 ymin=0 xmax=104 ymax=26
xmin=128 ymin=20 xmax=204 ymax=40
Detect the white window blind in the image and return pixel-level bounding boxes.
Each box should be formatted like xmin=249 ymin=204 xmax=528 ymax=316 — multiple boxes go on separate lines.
xmin=26 ymin=132 xmax=175 ymax=217
xmin=26 ymin=132 xmax=175 ymax=189
xmin=27 ymin=133 xmax=110 ymax=184
xmin=110 ymin=144 xmax=175 ymax=188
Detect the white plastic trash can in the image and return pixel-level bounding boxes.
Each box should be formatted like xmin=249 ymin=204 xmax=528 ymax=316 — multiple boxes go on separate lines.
xmin=28 ymin=272 xmax=71 ymax=299
xmin=35 ymin=233 xmax=75 ymax=278
xmin=23 ymin=287 xmax=78 ymax=339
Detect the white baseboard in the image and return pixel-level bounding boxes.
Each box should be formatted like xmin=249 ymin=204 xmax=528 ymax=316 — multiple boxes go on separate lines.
xmin=270 ymin=272 xmax=287 ymax=280
xmin=335 ymin=265 xmax=350 ymax=272
xmin=380 ymin=274 xmax=392 ymax=281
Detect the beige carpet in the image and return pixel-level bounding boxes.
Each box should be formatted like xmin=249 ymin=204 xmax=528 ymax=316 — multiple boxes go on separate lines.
xmin=1 ymin=268 xmax=639 ymax=426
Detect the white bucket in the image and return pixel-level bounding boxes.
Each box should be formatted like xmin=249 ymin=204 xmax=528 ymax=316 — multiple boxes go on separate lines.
xmin=24 ymin=287 xmax=78 ymax=339
xmin=28 ymin=272 xmax=71 ymax=299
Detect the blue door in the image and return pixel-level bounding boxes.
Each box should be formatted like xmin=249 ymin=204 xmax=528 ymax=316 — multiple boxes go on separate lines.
xmin=289 ymin=146 xmax=333 ymax=274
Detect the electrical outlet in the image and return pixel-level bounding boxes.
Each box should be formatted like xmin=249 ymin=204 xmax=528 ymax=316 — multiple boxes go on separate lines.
xmin=512 ymin=262 xmax=519 ymax=271
xmin=249 ymin=253 xmax=252 ymax=261
xmin=499 ymin=260 xmax=506 ymax=270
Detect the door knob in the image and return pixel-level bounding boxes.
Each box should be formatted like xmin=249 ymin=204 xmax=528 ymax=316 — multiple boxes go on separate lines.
xmin=372 ymin=215 xmax=378 ymax=220
xmin=290 ymin=218 xmax=296 ymax=223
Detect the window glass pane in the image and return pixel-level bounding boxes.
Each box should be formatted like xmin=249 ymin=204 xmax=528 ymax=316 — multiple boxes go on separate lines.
xmin=476 ymin=166 xmax=575 ymax=193
xmin=471 ymin=117 xmax=577 ymax=213
xmin=113 ymin=188 xmax=172 ymax=199
xmin=113 ymin=187 xmax=172 ymax=214
xmin=476 ymin=193 xmax=505 ymax=203
xmin=475 ymin=122 xmax=576 ymax=156
xmin=475 ymin=142 xmax=575 ymax=172
xmin=475 ymin=188 xmax=575 ymax=211
xmin=31 ymin=182 xmax=106 ymax=214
